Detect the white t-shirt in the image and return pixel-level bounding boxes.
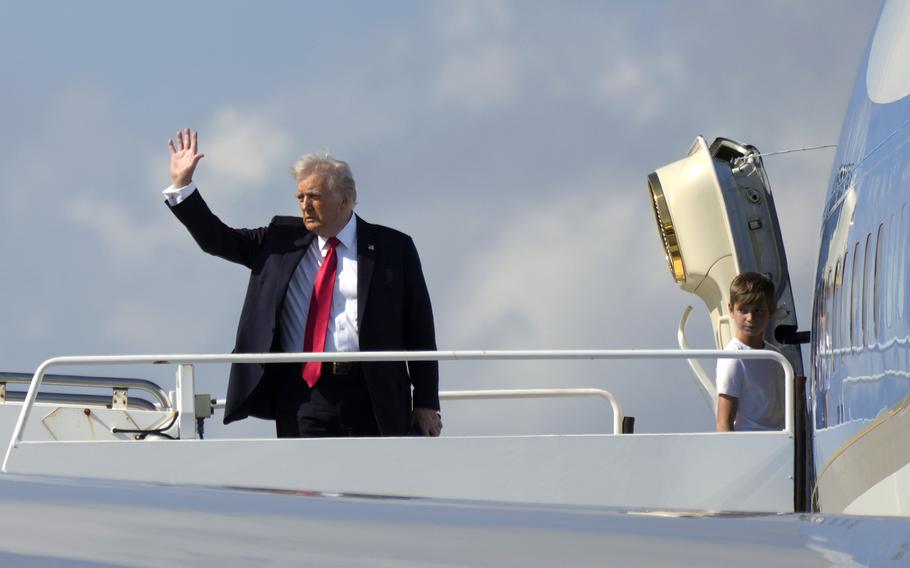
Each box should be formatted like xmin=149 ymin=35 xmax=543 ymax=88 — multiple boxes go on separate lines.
xmin=715 ymin=338 xmax=785 ymax=431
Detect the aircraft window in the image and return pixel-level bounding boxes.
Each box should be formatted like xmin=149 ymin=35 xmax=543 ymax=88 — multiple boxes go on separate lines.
xmin=851 ymin=241 xmax=862 ymax=349
xmin=817 ymin=270 xmax=829 ymax=382
xmin=863 ymin=232 xmax=873 ymax=347
xmin=841 ymin=250 xmax=851 ymax=359
xmin=816 ymin=272 xmax=825 ymax=359
xmin=886 ymin=214 xmax=896 ymax=330
xmin=833 ymin=256 xmax=842 ymax=369
xmin=874 ymin=223 xmax=884 ymax=343
xmin=900 ymin=204 xmax=908 ymax=322
xmin=819 ymin=270 xmax=825 ymax=345
xmin=824 ymin=267 xmax=834 ymax=365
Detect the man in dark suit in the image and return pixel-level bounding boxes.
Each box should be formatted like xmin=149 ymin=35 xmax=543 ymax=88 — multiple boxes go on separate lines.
xmin=165 ymin=128 xmax=441 ymax=437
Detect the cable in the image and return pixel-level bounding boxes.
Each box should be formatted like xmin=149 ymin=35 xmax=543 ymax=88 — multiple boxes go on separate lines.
xmin=112 ymin=412 xmax=179 ymax=440
xmin=731 ymin=143 xmax=837 ymax=175
xmin=750 ymin=144 xmax=838 ymax=159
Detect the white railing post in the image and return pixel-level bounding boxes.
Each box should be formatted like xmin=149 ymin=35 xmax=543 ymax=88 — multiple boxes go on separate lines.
xmin=175 ymin=364 xmax=196 ymax=440
xmin=1 ymin=361 xmax=51 ymax=472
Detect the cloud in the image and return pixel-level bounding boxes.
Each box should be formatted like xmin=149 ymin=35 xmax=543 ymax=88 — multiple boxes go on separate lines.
xmin=434 ymin=0 xmax=511 ymax=39
xmin=65 ymin=200 xmax=183 ymax=264
xmin=596 ymin=52 xmax=687 ymax=122
xmin=433 ymin=44 xmax=518 ymax=109
xmin=200 ymin=107 xmax=293 ymax=203
xmin=103 ymin=301 xmax=191 ymax=351
xmin=0 ymin=85 xmax=119 ymax=217
xmin=445 ymin=187 xmax=663 ymax=350
xmin=430 ymin=0 xmax=518 ymax=109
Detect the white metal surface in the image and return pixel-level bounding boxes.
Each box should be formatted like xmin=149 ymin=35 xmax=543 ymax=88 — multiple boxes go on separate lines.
xmin=176 ymin=364 xmax=196 ymax=439
xmin=0 ymin=402 xmax=170 ymax=443
xmin=844 ymin=459 xmax=910 ymax=516
xmin=4 ymin=431 xmax=794 ymax=512
xmin=42 ymin=407 xmax=139 ymax=441
xmin=0 ymin=473 xmax=905 ymax=568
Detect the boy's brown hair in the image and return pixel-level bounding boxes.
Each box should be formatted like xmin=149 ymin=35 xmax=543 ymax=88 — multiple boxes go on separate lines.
xmin=729 ymin=272 xmax=775 ymax=310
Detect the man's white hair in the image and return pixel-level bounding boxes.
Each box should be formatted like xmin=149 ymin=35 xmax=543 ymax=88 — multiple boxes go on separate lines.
xmin=290 ymin=153 xmax=357 ymax=203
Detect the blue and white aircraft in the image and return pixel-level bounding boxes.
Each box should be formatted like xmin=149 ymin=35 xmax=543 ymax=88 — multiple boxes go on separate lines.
xmin=808 ymin=0 xmax=910 ymax=516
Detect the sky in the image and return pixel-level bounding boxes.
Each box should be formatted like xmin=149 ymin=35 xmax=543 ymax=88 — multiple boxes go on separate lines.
xmin=0 ymin=1 xmax=882 ymax=438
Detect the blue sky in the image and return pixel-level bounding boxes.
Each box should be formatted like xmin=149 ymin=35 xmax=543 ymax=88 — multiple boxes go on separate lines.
xmin=0 ymin=1 xmax=881 ymax=437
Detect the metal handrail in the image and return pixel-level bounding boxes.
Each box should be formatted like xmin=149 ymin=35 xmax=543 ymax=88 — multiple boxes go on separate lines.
xmin=210 ymin=387 xmax=624 ymax=433
xmin=2 ymin=349 xmax=795 ymax=473
xmin=0 ymin=372 xmax=170 ymax=409
xmin=439 ymin=388 xmax=623 ymax=434
xmin=2 ymin=390 xmax=157 ymax=411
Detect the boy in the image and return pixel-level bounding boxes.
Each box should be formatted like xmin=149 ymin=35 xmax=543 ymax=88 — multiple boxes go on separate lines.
xmin=715 ymin=272 xmax=785 ymax=431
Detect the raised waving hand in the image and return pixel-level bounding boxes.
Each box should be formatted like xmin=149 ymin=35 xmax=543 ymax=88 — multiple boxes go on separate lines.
xmin=168 ymin=128 xmax=205 ymax=188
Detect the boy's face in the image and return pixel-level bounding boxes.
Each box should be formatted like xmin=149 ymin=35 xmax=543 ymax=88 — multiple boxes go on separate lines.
xmin=729 ymin=301 xmax=774 ymax=340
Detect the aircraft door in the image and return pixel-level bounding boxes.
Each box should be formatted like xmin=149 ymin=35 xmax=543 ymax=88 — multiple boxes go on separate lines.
xmin=647 ymin=136 xmax=805 ymax=404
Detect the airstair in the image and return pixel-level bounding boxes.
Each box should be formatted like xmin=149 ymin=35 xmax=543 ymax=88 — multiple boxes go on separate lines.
xmin=0 ymin=137 xmax=811 ymax=514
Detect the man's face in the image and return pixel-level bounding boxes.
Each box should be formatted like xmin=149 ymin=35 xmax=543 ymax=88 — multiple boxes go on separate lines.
xmin=729 ymin=302 xmax=773 ymax=340
xmin=297 ymin=174 xmax=353 ymax=237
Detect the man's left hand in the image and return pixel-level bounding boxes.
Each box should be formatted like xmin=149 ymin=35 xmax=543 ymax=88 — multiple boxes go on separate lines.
xmin=413 ymin=408 xmax=442 ymax=437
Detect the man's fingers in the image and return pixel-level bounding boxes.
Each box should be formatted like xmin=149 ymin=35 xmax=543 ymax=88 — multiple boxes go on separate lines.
xmin=432 ymin=415 xmax=442 ymax=436
xmin=169 ymin=129 xmax=202 ymax=187
xmin=173 ymin=129 xmax=202 ymax=157
xmin=417 ymin=411 xmax=442 ymax=437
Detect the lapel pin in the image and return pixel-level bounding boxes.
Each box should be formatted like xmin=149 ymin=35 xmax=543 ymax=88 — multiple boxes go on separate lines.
xmin=367 ymin=244 xmax=375 ymax=251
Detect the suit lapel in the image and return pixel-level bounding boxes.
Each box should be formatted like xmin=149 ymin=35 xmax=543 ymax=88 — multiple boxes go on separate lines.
xmin=292 ymin=231 xmax=316 ymax=252
xmin=356 ymin=216 xmax=375 ymax=326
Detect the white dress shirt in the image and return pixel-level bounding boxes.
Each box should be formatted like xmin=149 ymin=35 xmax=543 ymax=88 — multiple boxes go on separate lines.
xmin=163 ymin=182 xmax=360 ymax=353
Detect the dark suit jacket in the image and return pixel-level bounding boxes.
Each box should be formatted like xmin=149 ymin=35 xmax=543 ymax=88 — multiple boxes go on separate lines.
xmin=169 ymin=190 xmax=439 ymax=435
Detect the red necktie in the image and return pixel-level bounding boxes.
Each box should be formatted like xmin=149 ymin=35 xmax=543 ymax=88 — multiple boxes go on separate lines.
xmin=302 ymin=237 xmax=340 ymax=387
